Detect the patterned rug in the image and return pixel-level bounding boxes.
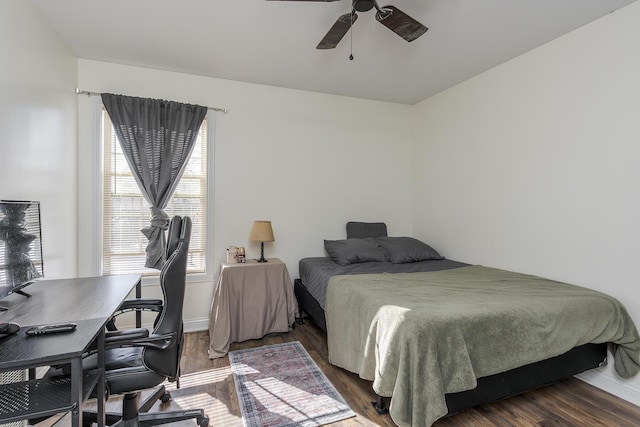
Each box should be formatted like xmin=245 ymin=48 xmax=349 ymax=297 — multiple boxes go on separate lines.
xmin=229 ymin=341 xmax=356 ymax=427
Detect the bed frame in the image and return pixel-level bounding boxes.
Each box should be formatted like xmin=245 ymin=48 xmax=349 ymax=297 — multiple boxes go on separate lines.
xmin=294 ymin=278 xmax=608 ymax=417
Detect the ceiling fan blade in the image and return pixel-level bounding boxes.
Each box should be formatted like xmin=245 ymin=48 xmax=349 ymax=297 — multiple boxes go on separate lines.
xmin=375 ymin=5 xmax=427 ymax=42
xmin=316 ymin=12 xmax=358 ymax=49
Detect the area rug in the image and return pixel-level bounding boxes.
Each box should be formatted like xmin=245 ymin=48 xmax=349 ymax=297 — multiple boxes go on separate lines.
xmin=229 ymin=341 xmax=356 ymax=427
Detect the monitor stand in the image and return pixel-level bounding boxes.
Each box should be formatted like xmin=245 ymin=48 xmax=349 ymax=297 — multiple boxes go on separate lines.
xmin=15 ymin=290 xmax=32 ymax=298
xmin=0 ymin=289 xmax=32 ymax=311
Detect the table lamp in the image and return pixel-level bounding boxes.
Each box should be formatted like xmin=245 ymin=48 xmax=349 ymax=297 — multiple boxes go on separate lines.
xmin=249 ymin=220 xmax=275 ymax=262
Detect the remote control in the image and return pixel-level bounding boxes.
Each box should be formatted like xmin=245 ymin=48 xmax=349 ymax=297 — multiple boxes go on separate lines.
xmin=25 ymin=323 xmax=77 ymax=336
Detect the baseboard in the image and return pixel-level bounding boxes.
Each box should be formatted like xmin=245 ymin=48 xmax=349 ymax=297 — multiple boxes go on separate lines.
xmin=184 ymin=317 xmax=209 ymax=333
xmin=577 ymin=368 xmax=640 ymax=407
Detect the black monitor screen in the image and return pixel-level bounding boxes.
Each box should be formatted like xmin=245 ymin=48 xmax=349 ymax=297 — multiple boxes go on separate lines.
xmin=0 ymin=200 xmax=44 ymax=300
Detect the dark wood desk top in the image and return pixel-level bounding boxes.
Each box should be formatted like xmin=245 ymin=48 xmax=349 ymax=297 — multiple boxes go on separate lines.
xmin=0 ymin=274 xmax=140 ymax=370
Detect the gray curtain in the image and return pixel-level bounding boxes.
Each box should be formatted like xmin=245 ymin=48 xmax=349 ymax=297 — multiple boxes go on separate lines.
xmin=102 ymin=93 xmax=207 ymax=269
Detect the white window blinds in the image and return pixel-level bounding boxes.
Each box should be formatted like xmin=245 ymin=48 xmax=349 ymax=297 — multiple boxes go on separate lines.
xmin=102 ymin=109 xmax=207 ymax=276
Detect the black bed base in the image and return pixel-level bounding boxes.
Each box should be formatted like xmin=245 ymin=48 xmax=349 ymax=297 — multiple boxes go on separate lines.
xmin=293 ymin=279 xmax=608 ymax=417
xmin=294 ymin=278 xmax=328 ymax=332
xmin=443 ymin=341 xmax=606 ymax=415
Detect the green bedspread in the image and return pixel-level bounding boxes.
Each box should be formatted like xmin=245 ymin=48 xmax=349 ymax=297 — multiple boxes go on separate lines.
xmin=325 ymin=265 xmax=640 ymax=427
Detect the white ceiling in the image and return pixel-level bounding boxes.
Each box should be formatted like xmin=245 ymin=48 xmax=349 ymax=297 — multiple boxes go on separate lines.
xmin=30 ymin=0 xmax=636 ymax=105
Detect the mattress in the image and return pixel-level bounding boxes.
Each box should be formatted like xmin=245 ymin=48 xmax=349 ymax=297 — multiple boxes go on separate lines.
xmin=326 ymin=266 xmax=640 ymax=427
xmin=299 ymin=256 xmax=467 ymax=309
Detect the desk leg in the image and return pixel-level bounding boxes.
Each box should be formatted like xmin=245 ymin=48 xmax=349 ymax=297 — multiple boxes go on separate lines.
xmin=97 ymin=328 xmax=106 ymax=427
xmin=136 ymin=278 xmax=142 ymax=328
xmin=70 ymin=356 xmax=83 ymax=427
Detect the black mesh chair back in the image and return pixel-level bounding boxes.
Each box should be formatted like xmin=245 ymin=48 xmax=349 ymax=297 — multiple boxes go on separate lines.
xmin=141 ymin=215 xmax=190 ymax=380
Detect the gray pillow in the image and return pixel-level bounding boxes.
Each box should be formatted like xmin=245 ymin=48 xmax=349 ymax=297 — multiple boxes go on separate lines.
xmin=324 ymin=238 xmax=388 ymax=265
xmin=346 ymin=221 xmax=388 ymax=239
xmin=375 ymin=237 xmax=443 ymax=263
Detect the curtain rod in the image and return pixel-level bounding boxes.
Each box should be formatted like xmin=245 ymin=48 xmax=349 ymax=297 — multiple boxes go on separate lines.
xmin=75 ymin=88 xmax=227 ymax=113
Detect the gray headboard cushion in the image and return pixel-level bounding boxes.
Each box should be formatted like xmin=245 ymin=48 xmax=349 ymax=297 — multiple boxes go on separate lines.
xmin=346 ymin=221 xmax=388 ymax=239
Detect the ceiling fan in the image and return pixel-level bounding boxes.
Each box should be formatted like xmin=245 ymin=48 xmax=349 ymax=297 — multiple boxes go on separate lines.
xmin=267 ymin=0 xmax=428 ymax=49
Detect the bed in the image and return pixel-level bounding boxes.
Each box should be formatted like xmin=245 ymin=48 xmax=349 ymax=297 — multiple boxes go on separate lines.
xmin=294 ymin=222 xmax=640 ymax=427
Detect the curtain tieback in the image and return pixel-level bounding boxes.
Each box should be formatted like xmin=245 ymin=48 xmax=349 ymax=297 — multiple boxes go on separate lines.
xmin=142 ymin=207 xmax=171 ymax=269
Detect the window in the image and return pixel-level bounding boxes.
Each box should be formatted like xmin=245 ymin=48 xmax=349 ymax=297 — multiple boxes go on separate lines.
xmin=101 ymin=109 xmax=208 ymax=276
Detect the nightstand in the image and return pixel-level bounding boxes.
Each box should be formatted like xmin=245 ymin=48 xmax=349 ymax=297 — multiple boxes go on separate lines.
xmin=208 ymin=258 xmax=297 ymax=358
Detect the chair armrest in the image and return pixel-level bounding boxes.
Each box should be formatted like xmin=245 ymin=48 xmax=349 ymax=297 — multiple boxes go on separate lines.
xmin=104 ymin=328 xmax=150 ymax=347
xmin=118 ymin=298 xmax=163 ymax=312
xmin=107 ymin=298 xmax=164 ymax=331
xmin=103 ymin=329 xmax=176 ymax=351
xmin=130 ymin=332 xmax=178 ymax=350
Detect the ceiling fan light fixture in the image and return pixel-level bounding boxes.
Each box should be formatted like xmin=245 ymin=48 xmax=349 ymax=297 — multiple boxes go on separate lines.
xmin=353 ymin=0 xmax=375 ymax=12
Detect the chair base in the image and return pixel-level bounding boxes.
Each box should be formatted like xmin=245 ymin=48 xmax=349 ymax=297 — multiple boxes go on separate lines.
xmin=82 ymin=385 xmax=209 ymax=426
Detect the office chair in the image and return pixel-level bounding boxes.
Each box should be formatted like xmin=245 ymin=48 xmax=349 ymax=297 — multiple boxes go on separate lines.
xmin=105 ymin=216 xmax=185 ymax=332
xmin=79 ymin=216 xmax=208 ymax=426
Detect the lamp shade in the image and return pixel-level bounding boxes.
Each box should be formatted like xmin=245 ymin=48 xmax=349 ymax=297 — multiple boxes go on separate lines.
xmin=249 ymin=220 xmax=275 ymax=243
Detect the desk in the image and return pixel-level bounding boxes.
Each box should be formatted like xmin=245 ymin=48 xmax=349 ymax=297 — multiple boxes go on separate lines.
xmin=208 ymin=258 xmax=297 ymax=358
xmin=0 ymin=274 xmax=140 ymax=427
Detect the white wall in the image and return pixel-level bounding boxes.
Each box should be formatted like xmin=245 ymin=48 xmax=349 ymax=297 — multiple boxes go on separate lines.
xmin=412 ymin=1 xmax=640 ymax=404
xmin=7 ymin=0 xmax=638 ymax=407
xmin=0 ymin=1 xmax=78 ymax=280
xmin=77 ymin=59 xmax=414 ymax=331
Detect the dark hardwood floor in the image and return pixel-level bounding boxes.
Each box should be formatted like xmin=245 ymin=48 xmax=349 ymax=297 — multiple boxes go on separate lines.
xmin=175 ymin=320 xmax=640 ymax=426
xmin=40 ymin=320 xmax=640 ymax=426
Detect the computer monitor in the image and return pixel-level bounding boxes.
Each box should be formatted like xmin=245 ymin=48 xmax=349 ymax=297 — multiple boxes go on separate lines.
xmin=0 ymin=200 xmax=44 ymax=306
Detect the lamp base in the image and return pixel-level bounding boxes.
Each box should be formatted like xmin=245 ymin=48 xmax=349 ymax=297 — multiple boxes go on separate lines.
xmin=256 ymin=242 xmax=268 ymax=262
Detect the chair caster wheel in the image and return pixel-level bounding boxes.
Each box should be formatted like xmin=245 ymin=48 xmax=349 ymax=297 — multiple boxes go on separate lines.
xmin=160 ymin=392 xmax=172 ymax=403
xmin=198 ymin=415 xmax=210 ymax=427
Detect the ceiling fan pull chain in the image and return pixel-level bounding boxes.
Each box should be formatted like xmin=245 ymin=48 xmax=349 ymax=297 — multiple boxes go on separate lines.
xmin=349 ymin=10 xmax=354 ymax=60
